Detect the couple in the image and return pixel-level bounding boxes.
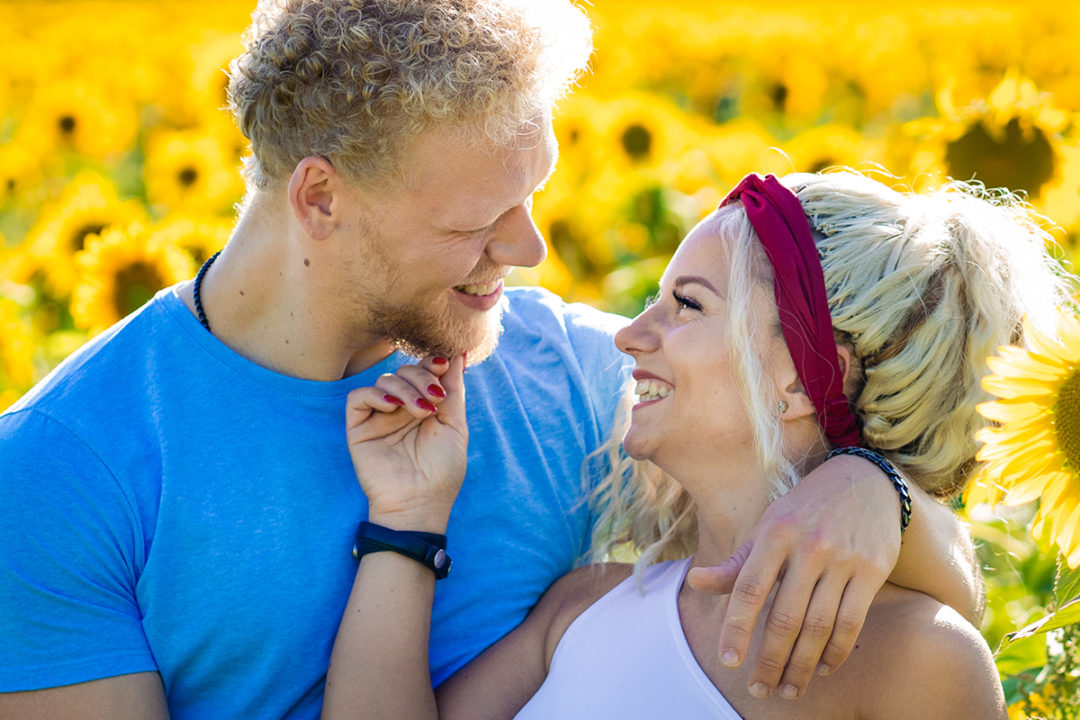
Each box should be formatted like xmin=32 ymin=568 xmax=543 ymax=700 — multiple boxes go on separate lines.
xmin=326 ymin=170 xmax=1060 ymax=719
xmin=0 ymin=0 xmax=1025 ymax=716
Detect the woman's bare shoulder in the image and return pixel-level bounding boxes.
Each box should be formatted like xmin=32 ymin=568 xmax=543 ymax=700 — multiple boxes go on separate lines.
xmin=841 ymin=584 xmax=1006 ymax=719
xmin=534 ymin=562 xmax=634 ymax=669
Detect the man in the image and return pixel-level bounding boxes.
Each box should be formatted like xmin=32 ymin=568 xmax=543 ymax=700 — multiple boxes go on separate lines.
xmin=0 ymin=1 xmax=980 ymax=717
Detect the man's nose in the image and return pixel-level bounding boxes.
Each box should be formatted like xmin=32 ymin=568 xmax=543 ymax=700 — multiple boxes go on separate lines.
xmin=485 ymin=204 xmax=547 ymax=269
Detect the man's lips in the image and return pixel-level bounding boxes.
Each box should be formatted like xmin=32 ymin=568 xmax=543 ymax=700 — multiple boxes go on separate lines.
xmin=452 ymin=279 xmax=504 ymax=311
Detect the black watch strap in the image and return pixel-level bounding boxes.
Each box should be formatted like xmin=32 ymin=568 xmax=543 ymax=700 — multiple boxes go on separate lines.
xmin=352 ymin=521 xmax=452 ymax=579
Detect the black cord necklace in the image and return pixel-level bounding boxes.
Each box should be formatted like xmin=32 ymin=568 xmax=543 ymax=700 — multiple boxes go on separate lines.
xmin=193 ymin=250 xmax=221 ymax=332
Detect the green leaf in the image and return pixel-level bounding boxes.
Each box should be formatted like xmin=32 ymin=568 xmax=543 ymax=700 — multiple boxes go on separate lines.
xmin=1055 ymin=557 xmax=1080 ymax=607
xmin=1001 ymin=596 xmax=1080 ymax=649
xmin=995 ymin=631 xmax=1048 ymax=676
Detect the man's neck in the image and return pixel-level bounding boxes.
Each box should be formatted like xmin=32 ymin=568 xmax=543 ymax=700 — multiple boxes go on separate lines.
xmin=178 ymin=199 xmax=395 ymax=381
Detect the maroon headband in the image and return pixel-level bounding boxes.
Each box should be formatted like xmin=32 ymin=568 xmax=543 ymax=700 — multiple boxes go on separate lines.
xmin=720 ymin=173 xmax=862 ymax=448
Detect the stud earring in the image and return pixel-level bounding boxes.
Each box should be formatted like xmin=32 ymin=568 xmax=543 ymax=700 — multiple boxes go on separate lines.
xmin=777 ymin=400 xmax=789 ymax=414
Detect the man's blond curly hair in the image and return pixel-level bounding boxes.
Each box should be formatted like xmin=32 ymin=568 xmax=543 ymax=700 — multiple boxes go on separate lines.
xmin=228 ymin=0 xmax=591 ymax=189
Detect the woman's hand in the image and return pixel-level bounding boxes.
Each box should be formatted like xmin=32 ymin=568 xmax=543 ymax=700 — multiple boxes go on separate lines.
xmin=345 ymin=354 xmax=468 ymax=532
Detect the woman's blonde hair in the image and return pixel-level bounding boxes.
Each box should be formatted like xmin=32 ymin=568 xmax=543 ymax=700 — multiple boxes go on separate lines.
xmin=228 ymin=0 xmax=592 ymax=189
xmin=590 ymin=170 xmax=1069 ymax=568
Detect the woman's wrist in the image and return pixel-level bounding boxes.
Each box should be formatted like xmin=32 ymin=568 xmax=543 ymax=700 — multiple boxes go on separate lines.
xmin=367 ymin=501 xmax=454 ymax=534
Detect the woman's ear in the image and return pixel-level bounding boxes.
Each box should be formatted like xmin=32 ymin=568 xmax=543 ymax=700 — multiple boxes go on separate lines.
xmin=776 ymin=344 xmax=853 ymax=420
xmin=288 ymin=156 xmax=339 ymax=242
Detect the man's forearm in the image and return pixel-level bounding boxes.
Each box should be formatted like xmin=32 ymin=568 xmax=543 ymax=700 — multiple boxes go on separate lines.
xmin=887 ymin=484 xmax=983 ymax=623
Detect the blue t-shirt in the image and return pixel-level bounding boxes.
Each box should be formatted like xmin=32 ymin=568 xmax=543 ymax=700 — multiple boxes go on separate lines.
xmin=0 ymin=286 xmax=630 ymax=718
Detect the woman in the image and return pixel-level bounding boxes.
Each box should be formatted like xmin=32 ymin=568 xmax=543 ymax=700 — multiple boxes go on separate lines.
xmin=325 ymin=171 xmax=1065 ymax=718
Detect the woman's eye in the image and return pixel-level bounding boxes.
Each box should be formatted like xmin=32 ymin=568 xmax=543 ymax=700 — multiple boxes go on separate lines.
xmin=672 ymin=290 xmax=701 ymax=311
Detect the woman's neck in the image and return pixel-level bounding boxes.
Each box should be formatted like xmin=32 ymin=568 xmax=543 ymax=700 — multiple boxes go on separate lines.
xmin=657 ymin=449 xmax=772 ymax=570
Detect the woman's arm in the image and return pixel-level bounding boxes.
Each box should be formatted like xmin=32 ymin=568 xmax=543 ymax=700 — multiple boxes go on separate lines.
xmin=321 ymin=355 xmax=561 ymax=720
xmin=322 ymin=355 xmax=466 ymax=720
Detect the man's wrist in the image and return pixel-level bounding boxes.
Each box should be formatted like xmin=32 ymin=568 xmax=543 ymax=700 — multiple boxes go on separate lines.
xmin=826 ymin=447 xmax=912 ymax=536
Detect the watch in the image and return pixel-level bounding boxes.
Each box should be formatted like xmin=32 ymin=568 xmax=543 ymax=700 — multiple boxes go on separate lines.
xmin=352 ymin=521 xmax=452 ymax=579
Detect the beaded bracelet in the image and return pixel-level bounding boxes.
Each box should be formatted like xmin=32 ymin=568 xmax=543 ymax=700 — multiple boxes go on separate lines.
xmin=825 ymin=446 xmax=912 ymax=536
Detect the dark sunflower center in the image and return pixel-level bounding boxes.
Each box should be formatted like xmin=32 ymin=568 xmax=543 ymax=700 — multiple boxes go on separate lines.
xmin=809 ymin=157 xmax=836 ymax=173
xmin=1054 ymin=368 xmax=1080 ymax=468
xmin=769 ymin=82 xmax=789 ymax=113
xmin=178 ymin=167 xmax=199 ymax=187
xmin=621 ymin=124 xmax=652 ymax=160
xmin=944 ymin=117 xmax=1056 ymax=197
xmin=72 ymin=223 xmax=106 ymax=252
xmin=58 ymin=115 xmax=77 ymax=135
xmin=114 ymin=261 xmax=164 ymax=319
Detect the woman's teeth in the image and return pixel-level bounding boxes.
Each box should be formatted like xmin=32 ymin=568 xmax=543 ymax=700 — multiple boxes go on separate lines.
xmin=635 ymin=379 xmax=673 ymax=402
xmin=456 ymin=281 xmax=500 ymax=296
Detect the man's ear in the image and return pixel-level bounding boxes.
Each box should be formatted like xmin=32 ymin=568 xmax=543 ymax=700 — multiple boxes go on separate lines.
xmin=777 ymin=344 xmax=853 ymax=420
xmin=288 ymin=156 xmax=339 ymax=241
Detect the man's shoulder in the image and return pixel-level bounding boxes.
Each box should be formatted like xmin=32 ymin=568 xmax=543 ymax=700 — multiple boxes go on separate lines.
xmin=3 ymin=291 xmax=179 ymax=424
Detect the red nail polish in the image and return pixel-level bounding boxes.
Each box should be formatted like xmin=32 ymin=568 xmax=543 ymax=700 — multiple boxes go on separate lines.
xmin=432 ymin=356 xmax=448 ymax=366
xmin=427 ymin=384 xmax=445 ymax=398
xmin=416 ymin=398 xmax=437 ymax=413
xmin=384 ymin=395 xmax=405 ymax=406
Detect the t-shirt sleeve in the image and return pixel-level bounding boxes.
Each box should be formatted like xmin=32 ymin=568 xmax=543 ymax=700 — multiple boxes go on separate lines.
xmin=0 ymin=409 xmax=157 ymax=691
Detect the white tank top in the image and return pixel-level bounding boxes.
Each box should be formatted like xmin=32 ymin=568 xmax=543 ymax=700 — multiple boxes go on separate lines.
xmin=514 ymin=557 xmax=744 ymax=719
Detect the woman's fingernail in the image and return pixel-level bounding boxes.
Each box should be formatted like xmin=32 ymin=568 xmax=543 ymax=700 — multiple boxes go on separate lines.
xmin=749 ymin=682 xmax=770 ymax=699
xmin=416 ymin=398 xmax=437 ymax=413
xmin=780 ymin=684 xmax=799 ymax=700
xmin=816 ymin=663 xmax=832 ymax=676
xmin=427 ymin=384 xmax=446 ymax=398
xmin=721 ymin=649 xmax=740 ymax=667
xmin=432 ymin=356 xmax=448 ymax=366
xmin=384 ymin=395 xmax=405 ymax=406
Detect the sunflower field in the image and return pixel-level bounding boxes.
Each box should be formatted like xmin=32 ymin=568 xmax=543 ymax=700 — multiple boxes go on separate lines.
xmin=4 ymin=1 xmax=1080 ymax=716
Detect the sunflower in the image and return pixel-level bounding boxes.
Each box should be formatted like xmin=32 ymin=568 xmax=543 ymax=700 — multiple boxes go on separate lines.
xmin=774 ymin=124 xmax=882 ymax=176
xmin=143 ymin=128 xmax=244 ymax=214
xmin=0 ymin=296 xmax=35 ymax=394
xmin=70 ymin=223 xmax=194 ymax=335
xmin=973 ymin=310 xmax=1080 ymax=568
xmin=149 ymin=215 xmax=231 ymax=267
xmin=0 ymin=142 xmax=45 ymax=211
xmin=906 ymin=73 xmax=1071 ymax=200
xmin=597 ymin=93 xmax=696 ymax=172
xmin=17 ymin=77 xmax=138 ymax=164
xmin=18 ymin=171 xmax=147 ymax=299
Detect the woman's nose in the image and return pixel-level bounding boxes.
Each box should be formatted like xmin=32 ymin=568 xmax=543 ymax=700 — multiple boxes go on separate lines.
xmin=615 ymin=306 xmax=660 ymax=356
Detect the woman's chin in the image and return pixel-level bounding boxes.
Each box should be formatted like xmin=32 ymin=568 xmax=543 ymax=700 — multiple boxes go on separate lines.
xmin=621 ymin=432 xmax=654 ymax=461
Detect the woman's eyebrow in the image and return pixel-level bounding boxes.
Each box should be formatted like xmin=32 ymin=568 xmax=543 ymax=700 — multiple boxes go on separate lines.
xmin=674 ymin=275 xmax=719 ymax=294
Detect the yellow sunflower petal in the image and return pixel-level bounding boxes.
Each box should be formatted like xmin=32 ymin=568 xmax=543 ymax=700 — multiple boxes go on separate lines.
xmin=1005 ymin=473 xmax=1060 ymax=505
xmin=996 ymin=345 xmax=1071 ymax=374
xmin=981 ymin=374 xmax=1058 ymax=399
xmin=976 ymin=433 xmax=1054 ymax=461
xmin=977 ymin=398 xmax=1053 ymax=424
xmin=1025 ymin=323 xmax=1066 ymax=360
xmin=987 ymin=352 xmax=1067 ymax=382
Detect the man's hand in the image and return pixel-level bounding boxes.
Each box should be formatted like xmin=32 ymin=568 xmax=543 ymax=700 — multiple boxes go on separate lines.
xmin=687 ymin=454 xmax=900 ymax=700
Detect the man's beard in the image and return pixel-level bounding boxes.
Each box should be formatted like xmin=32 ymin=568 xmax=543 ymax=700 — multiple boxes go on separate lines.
xmin=364 ymin=292 xmax=506 ymax=364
